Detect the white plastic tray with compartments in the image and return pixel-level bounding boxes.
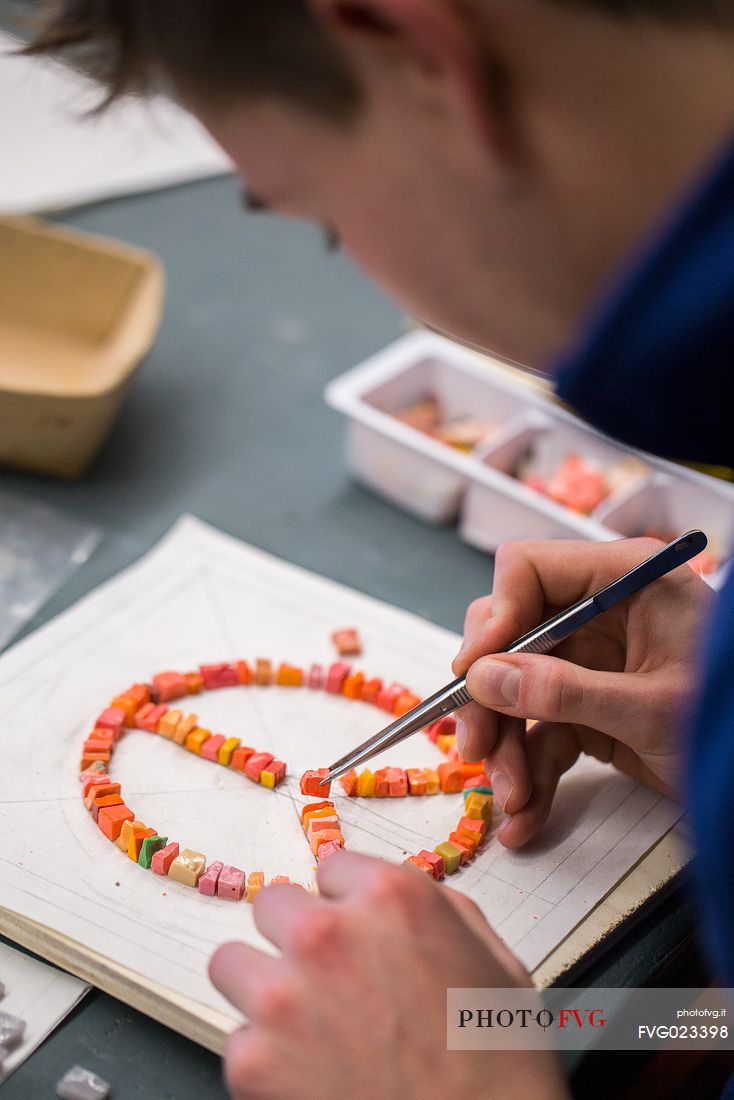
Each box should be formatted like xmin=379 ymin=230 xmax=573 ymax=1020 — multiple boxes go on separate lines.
xmin=325 ymin=331 xmax=734 ymax=588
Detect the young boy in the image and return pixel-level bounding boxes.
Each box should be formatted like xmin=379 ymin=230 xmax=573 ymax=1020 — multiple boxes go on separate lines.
xmin=28 ymin=2 xmax=734 ymax=1096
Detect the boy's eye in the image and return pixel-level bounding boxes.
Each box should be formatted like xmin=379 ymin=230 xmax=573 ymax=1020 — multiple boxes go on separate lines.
xmin=241 ymin=188 xmax=340 ymax=252
xmin=323 ymin=225 xmax=341 ymax=252
xmin=241 ymin=188 xmax=269 ymax=212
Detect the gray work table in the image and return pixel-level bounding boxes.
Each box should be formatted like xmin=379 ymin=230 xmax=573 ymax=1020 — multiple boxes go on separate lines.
xmin=0 ymin=173 xmax=703 ymax=1099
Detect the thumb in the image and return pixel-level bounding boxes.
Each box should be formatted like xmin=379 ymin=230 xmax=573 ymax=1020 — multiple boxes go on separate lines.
xmin=465 ymin=652 xmax=645 ymax=738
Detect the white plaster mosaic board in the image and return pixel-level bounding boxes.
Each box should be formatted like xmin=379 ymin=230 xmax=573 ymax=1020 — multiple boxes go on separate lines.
xmin=0 ymin=516 xmax=685 ymax=1050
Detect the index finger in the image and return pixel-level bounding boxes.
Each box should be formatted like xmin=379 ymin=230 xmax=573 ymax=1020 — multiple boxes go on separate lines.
xmin=453 ymin=537 xmax=661 ymax=675
xmin=316 ymin=849 xmax=402 ymax=899
xmin=252 ymin=882 xmax=320 ymax=951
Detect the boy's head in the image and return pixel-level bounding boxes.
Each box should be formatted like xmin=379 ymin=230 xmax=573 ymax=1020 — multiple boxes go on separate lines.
xmin=29 ymin=0 xmax=734 ymax=365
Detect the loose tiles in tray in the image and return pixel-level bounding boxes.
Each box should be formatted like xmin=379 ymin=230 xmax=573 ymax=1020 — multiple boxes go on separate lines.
xmin=325 ymin=332 xmax=734 ymax=583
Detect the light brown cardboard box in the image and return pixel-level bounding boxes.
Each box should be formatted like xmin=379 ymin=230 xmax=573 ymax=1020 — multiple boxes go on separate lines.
xmin=0 ymin=216 xmax=164 ymax=478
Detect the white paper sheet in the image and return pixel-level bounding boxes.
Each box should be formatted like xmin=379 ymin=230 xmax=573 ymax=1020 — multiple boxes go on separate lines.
xmin=0 ymin=516 xmax=684 ymax=1030
xmin=0 ymin=941 xmax=89 ymax=1083
xmin=0 ymin=32 xmax=231 ymax=214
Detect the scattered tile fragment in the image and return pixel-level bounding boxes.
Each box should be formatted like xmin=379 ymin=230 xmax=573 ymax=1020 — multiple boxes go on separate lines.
xmin=404 ymin=855 xmax=434 ymax=875
xmin=244 ymin=752 xmax=274 ymax=783
xmin=230 ymin=745 xmax=255 ymax=772
xmin=200 ymin=663 xmax=239 ymax=689
xmin=56 ymin=1064 xmax=110 ymax=1100
xmin=255 ymin=658 xmax=272 ymax=686
xmin=275 ymin=663 xmax=303 ymax=687
xmin=128 ymin=826 xmax=156 ymax=862
xmin=316 ymin=840 xmax=343 ymax=861
xmin=217 ymin=736 xmax=241 ymax=766
xmin=98 ymin=804 xmax=134 ymax=841
xmin=0 ymin=1011 xmax=25 ymax=1048
xmin=393 ymin=691 xmax=421 ymax=717
xmin=246 ymin=871 xmax=265 ymax=902
xmin=236 ymin=660 xmax=252 ymax=684
xmin=325 ymin=662 xmax=351 ymax=694
xmin=151 ymin=842 xmax=180 ymax=876
xmin=198 ymin=861 xmax=224 ymax=897
xmin=218 ymin=865 xmax=246 ymax=900
xmin=260 ymin=760 xmax=286 ymax=788
xmin=300 ymin=769 xmax=331 ymax=796
xmin=307 ymin=664 xmax=323 ymax=689
xmin=434 ymin=841 xmax=462 ymax=875
xmin=200 ymin=734 xmax=226 ymax=762
xmin=356 ymin=769 xmax=375 ymax=797
xmin=138 ymin=835 xmax=168 ymax=869
xmin=331 ymin=628 xmax=362 ymax=656
xmin=152 ymin=672 xmax=189 ymax=702
xmin=342 ymin=672 xmax=365 ymax=700
xmin=168 ymin=849 xmax=207 ymax=888
xmin=185 ymin=727 xmax=211 ymax=755
xmin=417 ymin=849 xmax=445 ymax=880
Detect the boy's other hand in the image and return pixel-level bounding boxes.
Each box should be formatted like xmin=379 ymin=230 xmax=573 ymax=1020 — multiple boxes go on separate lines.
xmin=210 ymin=853 xmax=569 ymax=1099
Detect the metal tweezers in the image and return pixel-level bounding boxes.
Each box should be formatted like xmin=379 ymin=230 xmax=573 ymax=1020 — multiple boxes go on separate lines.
xmin=324 ymin=530 xmax=707 ymax=783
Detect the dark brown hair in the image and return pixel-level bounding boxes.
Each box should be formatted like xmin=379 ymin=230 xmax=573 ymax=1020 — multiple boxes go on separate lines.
xmin=24 ymin=0 xmax=361 ymax=118
xmin=25 ymin=0 xmax=734 ymax=116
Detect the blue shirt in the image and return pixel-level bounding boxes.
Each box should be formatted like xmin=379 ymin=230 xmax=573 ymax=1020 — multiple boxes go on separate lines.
xmin=554 ymin=133 xmax=734 ymax=986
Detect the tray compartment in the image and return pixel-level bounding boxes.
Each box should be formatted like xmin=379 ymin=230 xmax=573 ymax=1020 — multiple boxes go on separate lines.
xmin=600 ymin=474 xmax=734 ymax=583
xmin=460 ymin=410 xmax=649 ymax=552
xmin=345 ymin=418 xmax=467 ymax=522
xmin=480 ymin=412 xmax=650 ymax=515
xmin=326 ymin=338 xmax=531 ymax=523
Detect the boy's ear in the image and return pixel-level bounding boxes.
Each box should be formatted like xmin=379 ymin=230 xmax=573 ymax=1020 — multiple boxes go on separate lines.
xmin=306 ymin=0 xmax=513 ymax=160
